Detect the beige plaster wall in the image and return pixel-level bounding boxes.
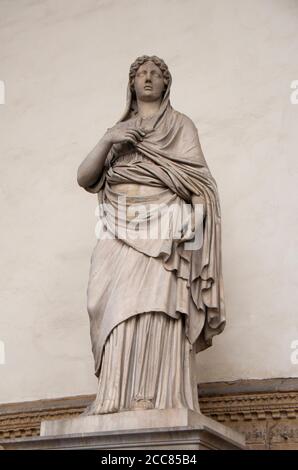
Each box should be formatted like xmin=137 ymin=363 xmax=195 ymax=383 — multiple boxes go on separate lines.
xmin=0 ymin=0 xmax=297 ymax=403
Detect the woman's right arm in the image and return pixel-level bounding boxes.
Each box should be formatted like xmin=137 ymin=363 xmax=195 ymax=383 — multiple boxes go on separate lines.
xmin=77 ymin=126 xmax=146 ymax=189
xmin=77 ymin=134 xmax=113 ymax=189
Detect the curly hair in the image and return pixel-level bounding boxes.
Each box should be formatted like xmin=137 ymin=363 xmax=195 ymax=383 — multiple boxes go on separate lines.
xmin=128 ymin=55 xmax=171 ymax=94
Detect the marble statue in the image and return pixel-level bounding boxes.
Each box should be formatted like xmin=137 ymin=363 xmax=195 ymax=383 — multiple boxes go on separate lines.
xmin=77 ymin=55 xmax=226 ymax=415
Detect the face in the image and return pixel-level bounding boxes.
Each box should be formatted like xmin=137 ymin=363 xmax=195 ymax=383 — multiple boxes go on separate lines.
xmin=133 ymin=61 xmax=166 ymax=102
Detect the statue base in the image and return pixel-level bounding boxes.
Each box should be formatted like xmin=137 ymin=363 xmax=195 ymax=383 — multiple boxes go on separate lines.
xmin=0 ymin=409 xmax=246 ymax=450
xmin=39 ymin=408 xmax=246 ymax=450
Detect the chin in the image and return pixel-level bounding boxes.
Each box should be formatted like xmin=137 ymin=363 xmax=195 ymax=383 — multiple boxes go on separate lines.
xmin=144 ymin=91 xmax=161 ymax=99
xmin=138 ymin=94 xmax=153 ymax=101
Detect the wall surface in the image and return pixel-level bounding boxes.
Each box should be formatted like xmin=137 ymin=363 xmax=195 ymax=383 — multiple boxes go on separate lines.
xmin=0 ymin=0 xmax=298 ymax=404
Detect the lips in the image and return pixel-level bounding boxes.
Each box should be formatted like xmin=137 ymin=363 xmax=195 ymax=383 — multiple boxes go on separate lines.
xmin=144 ymin=86 xmax=152 ymax=90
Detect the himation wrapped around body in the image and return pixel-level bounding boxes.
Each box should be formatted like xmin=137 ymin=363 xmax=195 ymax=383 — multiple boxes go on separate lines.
xmin=79 ymin=56 xmax=225 ymax=415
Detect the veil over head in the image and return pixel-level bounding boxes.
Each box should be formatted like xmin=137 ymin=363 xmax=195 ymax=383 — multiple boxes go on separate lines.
xmin=116 ymin=54 xmax=173 ymax=128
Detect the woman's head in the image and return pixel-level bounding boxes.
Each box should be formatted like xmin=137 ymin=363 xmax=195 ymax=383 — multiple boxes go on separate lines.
xmin=129 ymin=55 xmax=171 ymax=102
xmin=117 ymin=55 xmax=172 ymax=123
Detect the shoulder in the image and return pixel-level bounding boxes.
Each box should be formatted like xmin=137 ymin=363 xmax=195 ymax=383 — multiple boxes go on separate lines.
xmin=170 ymin=108 xmax=202 ymax=147
xmin=171 ymin=109 xmax=198 ymax=132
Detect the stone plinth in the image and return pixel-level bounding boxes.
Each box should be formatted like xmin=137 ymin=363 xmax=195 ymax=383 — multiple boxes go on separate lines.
xmin=14 ymin=408 xmax=245 ymax=450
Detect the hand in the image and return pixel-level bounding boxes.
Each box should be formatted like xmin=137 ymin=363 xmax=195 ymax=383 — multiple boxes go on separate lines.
xmin=104 ymin=123 xmax=146 ymax=146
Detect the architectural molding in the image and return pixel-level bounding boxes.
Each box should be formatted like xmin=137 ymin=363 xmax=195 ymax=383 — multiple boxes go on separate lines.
xmin=1 ymin=378 xmax=298 ymax=449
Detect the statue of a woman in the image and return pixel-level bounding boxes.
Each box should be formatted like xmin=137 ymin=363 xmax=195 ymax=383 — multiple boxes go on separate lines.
xmin=77 ymin=55 xmax=226 ymax=415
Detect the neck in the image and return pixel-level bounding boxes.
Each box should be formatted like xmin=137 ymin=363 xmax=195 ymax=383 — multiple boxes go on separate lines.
xmin=136 ymin=99 xmax=162 ymax=118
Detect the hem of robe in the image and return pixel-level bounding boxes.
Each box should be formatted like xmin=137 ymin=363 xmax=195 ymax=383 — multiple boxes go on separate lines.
xmin=82 ymin=311 xmax=201 ymax=415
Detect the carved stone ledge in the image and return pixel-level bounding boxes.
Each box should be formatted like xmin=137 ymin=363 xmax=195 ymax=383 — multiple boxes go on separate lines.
xmin=0 ymin=396 xmax=93 ymax=440
xmin=198 ymin=378 xmax=298 ymax=450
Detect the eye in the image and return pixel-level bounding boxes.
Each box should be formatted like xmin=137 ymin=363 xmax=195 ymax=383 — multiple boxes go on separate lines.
xmin=152 ymin=71 xmax=161 ymax=78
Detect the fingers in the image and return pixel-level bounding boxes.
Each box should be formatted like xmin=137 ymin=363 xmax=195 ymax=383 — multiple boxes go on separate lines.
xmin=124 ymin=136 xmax=139 ymax=146
xmin=125 ymin=131 xmax=143 ymax=141
xmin=124 ymin=129 xmax=145 ymax=145
xmin=112 ymin=125 xmax=151 ymax=146
xmin=126 ymin=128 xmax=146 ymax=139
xmin=128 ymin=127 xmax=147 ymax=136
